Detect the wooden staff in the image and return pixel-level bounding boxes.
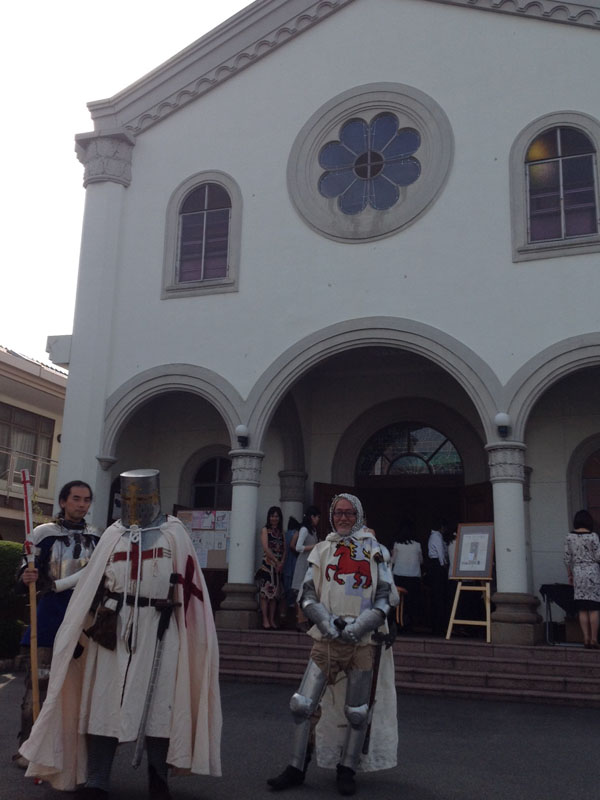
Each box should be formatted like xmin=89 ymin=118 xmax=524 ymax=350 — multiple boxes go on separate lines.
xmin=21 ymin=469 xmax=40 ymax=722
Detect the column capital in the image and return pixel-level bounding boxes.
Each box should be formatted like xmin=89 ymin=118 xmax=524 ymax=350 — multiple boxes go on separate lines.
xmin=229 ymin=449 xmax=264 ymax=485
xmin=485 ymin=442 xmax=526 ymax=483
xmin=75 ymin=129 xmax=136 ymax=188
xmin=278 ymin=470 xmax=307 ymax=503
xmin=96 ymin=454 xmax=117 ymax=471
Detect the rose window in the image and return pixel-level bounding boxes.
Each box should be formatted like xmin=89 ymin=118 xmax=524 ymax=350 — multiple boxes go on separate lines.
xmin=318 ymin=113 xmax=421 ymax=215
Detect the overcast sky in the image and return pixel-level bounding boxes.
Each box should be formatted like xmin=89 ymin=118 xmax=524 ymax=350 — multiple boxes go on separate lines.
xmin=1 ymin=0 xmax=249 ymax=365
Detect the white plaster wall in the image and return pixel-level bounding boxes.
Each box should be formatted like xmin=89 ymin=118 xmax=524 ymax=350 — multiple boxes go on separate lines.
xmin=86 ymin=0 xmax=600 ymax=402
xmin=527 ymin=370 xmax=600 ymax=596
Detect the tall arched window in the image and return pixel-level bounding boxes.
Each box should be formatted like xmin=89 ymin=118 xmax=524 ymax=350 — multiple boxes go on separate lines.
xmin=527 ymin=127 xmax=597 ymax=243
xmin=192 ymin=456 xmax=232 ymax=509
xmin=178 ymin=183 xmax=231 ymax=282
xmin=356 ymin=422 xmax=463 ymax=478
xmin=162 ymin=171 xmax=242 ymax=298
xmin=510 ymin=112 xmax=600 ymax=262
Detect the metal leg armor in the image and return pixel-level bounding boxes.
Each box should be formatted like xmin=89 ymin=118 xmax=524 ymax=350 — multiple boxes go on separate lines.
xmin=288 ymin=659 xmax=328 ymax=771
xmin=339 ymin=669 xmax=373 ymax=770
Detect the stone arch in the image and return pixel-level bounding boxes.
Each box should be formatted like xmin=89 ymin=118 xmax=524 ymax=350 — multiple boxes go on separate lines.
xmin=504 ymin=334 xmax=600 ymax=441
xmin=101 ymin=363 xmax=244 ymax=458
xmin=567 ymin=433 xmax=600 ymax=523
xmin=246 ymin=317 xmax=502 ymax=448
xmin=332 ymin=397 xmax=487 ymax=486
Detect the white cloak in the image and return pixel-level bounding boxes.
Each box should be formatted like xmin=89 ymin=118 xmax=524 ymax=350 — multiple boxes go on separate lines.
xmin=304 ymin=530 xmax=399 ymax=772
xmin=21 ymin=516 xmax=222 ymax=789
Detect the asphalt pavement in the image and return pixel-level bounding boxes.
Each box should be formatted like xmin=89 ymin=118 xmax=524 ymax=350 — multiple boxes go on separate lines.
xmin=2 ymin=669 xmax=599 ymax=800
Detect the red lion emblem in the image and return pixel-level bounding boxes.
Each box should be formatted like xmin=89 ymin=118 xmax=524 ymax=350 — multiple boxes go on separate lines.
xmin=325 ymin=540 xmax=372 ymax=589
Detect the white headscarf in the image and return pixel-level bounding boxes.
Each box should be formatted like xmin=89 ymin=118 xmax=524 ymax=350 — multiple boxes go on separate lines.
xmin=329 ymin=493 xmax=365 ymax=537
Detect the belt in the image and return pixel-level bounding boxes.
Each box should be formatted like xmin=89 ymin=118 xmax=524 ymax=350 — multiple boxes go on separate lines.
xmin=104 ymin=589 xmax=162 ymax=608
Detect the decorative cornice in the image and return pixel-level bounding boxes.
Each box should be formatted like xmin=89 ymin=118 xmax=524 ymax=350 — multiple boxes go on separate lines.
xmin=86 ymin=1 xmax=356 ymax=136
xmin=96 ymin=455 xmax=118 ymax=471
xmin=75 ymin=130 xmax=136 ymax=187
xmin=230 ymin=450 xmax=264 ymax=485
xmin=426 ymin=0 xmax=600 ymax=29
xmin=278 ymin=470 xmax=307 ymax=502
xmin=486 ymin=443 xmax=526 ymax=483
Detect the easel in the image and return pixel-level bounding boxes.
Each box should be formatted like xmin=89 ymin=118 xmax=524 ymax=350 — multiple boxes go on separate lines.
xmin=446 ymin=579 xmax=491 ymax=643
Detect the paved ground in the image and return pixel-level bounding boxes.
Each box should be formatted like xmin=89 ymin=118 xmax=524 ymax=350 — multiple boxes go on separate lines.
xmin=2 ymin=670 xmax=599 ymax=800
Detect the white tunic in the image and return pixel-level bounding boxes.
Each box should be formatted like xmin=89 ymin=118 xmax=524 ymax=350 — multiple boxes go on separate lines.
xmin=79 ymin=527 xmax=179 ymax=740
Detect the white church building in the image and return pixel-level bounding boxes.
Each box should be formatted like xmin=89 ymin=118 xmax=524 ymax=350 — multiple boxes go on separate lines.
xmin=48 ymin=0 xmax=600 ymax=642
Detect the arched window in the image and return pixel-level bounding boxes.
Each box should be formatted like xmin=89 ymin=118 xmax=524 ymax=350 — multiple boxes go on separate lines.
xmin=356 ymin=423 xmax=463 ymax=478
xmin=192 ymin=456 xmax=232 ymax=509
xmin=178 ymin=183 xmax=231 ymax=282
xmin=162 ymin=171 xmax=242 ymax=298
xmin=510 ymin=112 xmax=600 ymax=262
xmin=527 ymin=127 xmax=597 ymax=243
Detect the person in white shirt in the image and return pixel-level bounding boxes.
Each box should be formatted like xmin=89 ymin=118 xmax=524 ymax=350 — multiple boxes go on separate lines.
xmin=291 ymin=506 xmax=321 ymax=631
xmin=391 ymin=520 xmax=423 ymax=632
xmin=427 ymin=518 xmax=450 ymax=635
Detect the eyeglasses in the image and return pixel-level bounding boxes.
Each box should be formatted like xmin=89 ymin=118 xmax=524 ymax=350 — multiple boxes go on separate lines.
xmin=332 ymin=509 xmax=357 ymax=518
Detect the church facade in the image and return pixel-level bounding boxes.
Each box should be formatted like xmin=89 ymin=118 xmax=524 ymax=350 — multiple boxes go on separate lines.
xmin=49 ymin=0 xmax=600 ymax=640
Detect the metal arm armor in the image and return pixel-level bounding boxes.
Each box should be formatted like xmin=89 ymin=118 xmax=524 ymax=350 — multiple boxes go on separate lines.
xmin=301 ymin=579 xmax=339 ymax=639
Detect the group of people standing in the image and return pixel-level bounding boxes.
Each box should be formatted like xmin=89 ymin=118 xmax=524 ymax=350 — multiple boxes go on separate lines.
xmin=390 ymin=518 xmax=456 ymax=636
xmin=17 ymin=482 xmax=397 ymax=798
xmin=256 ymin=504 xmax=321 ymax=630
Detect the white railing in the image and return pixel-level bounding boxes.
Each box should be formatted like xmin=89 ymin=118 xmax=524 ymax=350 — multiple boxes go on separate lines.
xmin=0 ymin=446 xmax=58 ymax=500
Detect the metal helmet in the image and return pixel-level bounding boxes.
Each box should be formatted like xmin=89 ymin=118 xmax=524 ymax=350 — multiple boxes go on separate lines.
xmin=120 ymin=469 xmax=161 ymax=528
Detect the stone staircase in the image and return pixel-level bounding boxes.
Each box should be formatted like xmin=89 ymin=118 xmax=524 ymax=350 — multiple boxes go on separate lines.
xmin=217 ymin=628 xmax=600 ymax=707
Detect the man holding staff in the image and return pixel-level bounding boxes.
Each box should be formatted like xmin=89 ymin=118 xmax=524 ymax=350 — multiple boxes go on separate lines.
xmin=20 ymin=468 xmax=221 ymax=800
xmin=14 ymin=479 xmax=98 ymax=765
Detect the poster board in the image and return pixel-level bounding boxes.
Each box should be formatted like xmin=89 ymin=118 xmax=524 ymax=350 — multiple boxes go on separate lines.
xmin=450 ymin=522 xmax=494 ymax=580
xmin=176 ymin=508 xmax=230 ymax=569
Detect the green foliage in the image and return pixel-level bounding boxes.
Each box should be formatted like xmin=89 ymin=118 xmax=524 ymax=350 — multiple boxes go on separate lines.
xmin=0 ymin=541 xmax=23 ymax=598
xmin=0 ymin=541 xmax=27 ymax=657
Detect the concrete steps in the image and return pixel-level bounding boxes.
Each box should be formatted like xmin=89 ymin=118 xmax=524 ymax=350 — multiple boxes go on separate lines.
xmin=217 ymin=628 xmax=600 ymax=707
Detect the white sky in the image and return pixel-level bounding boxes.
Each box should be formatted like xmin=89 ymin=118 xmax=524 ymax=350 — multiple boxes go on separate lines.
xmin=1 ymin=0 xmax=250 ymax=365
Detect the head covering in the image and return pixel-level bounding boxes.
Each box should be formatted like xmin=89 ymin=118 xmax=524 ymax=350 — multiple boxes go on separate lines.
xmin=120 ymin=468 xmax=162 ymax=528
xmin=329 ymin=493 xmax=365 ymax=537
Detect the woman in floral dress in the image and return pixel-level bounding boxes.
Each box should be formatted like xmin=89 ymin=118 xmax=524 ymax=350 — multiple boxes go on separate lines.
xmin=256 ymin=506 xmax=286 ymax=629
xmin=564 ymin=509 xmax=600 ymax=648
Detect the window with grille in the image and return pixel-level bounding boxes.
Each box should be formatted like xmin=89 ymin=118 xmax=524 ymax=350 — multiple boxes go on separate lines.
xmin=0 ymin=402 xmax=54 ymax=488
xmin=356 ymin=423 xmax=463 ymax=478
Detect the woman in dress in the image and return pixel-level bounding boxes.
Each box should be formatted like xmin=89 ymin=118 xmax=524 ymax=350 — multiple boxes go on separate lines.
xmin=291 ymin=506 xmax=321 ymax=630
xmin=564 ymin=509 xmax=600 ymax=648
xmin=256 ymin=506 xmax=286 ymax=629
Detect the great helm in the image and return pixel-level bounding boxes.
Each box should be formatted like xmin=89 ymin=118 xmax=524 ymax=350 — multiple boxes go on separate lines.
xmin=120 ymin=469 xmax=161 ymax=528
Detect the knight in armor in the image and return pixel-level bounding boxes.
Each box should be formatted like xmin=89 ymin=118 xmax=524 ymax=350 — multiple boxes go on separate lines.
xmin=20 ymin=469 xmax=222 ymax=800
xmin=267 ymin=493 xmax=399 ymax=796
xmin=15 ymin=480 xmax=98 ymax=761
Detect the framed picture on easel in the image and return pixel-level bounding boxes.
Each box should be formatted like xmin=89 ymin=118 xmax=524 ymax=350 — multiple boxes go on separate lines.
xmin=450 ymin=523 xmax=495 ymax=580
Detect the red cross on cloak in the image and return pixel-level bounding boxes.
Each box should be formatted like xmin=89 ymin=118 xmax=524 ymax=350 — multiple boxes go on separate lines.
xmin=176 ymin=555 xmax=204 ymax=624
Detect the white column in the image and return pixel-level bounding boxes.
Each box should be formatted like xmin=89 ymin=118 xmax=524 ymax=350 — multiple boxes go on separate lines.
xmin=227 ymin=450 xmax=263 ymax=583
xmin=278 ymin=469 xmax=307 ymax=530
xmin=487 ymin=442 xmax=542 ymax=645
xmin=54 ymin=131 xmax=135 ymax=529
xmin=215 ymin=450 xmax=264 ymax=629
xmin=487 ymin=443 xmax=529 ymax=593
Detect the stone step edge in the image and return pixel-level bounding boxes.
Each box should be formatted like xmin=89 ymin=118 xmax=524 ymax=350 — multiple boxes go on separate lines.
xmin=219 ymin=641 xmax=600 ymax=673
xmin=220 ymin=653 xmax=600 ymax=687
xmin=219 ymin=669 xmax=600 ymax=704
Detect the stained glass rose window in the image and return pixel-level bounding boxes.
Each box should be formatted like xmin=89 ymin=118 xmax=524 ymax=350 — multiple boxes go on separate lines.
xmin=318 ymin=113 xmax=421 ymax=215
